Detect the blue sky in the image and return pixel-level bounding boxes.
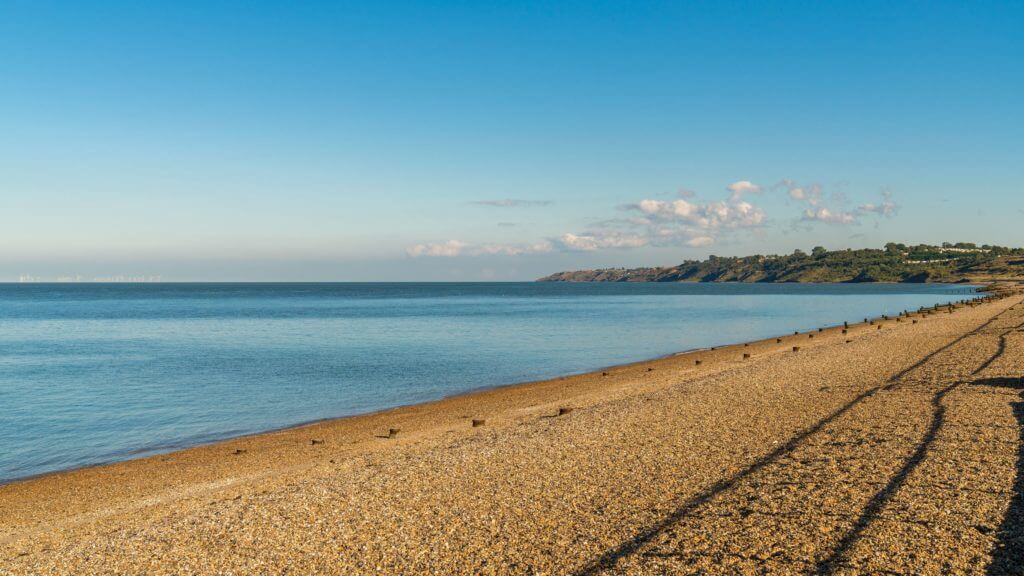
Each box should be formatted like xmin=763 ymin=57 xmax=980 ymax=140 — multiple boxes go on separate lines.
xmin=2 ymin=1 xmax=1022 ymax=281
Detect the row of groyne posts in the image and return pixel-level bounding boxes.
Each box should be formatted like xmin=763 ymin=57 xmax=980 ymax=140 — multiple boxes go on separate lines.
xmin=371 ymin=292 xmax=1012 ymax=440
xmin=688 ymin=291 xmax=1009 ymax=361
xmin=369 ymin=405 xmax=575 ymax=440
xmin=372 ymin=291 xmax=1011 ymax=438
xmin=233 ymin=290 xmax=1014 ymax=450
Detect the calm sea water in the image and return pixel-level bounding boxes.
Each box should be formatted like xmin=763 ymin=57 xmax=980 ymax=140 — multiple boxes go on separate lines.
xmin=0 ymin=282 xmax=978 ymax=483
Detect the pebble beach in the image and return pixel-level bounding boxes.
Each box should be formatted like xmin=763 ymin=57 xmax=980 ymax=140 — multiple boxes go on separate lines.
xmin=2 ymin=289 xmax=1023 ymax=575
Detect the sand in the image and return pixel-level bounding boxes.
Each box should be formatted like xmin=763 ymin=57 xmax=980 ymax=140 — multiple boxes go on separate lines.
xmin=2 ymin=290 xmax=1023 ymax=575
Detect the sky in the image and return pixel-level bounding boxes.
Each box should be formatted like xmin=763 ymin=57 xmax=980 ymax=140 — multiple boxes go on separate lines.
xmin=1 ymin=1 xmax=1022 ymax=281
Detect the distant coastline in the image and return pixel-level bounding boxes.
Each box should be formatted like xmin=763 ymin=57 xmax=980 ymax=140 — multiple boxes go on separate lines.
xmin=538 ymin=242 xmax=1024 ymax=284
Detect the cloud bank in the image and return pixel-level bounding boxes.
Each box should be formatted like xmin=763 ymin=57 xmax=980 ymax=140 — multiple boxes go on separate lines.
xmin=780 ymin=179 xmax=900 ymax=226
xmin=409 ymin=179 xmax=903 ymax=257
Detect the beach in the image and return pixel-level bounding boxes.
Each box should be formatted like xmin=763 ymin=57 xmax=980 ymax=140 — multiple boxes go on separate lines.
xmin=2 ymin=289 xmax=1022 ymax=574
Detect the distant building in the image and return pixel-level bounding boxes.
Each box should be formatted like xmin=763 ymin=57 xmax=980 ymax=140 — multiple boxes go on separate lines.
xmin=939 ymin=247 xmax=989 ymax=254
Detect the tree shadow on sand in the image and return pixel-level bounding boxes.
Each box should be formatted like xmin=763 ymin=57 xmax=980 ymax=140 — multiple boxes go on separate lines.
xmin=568 ymin=312 xmax=1019 ymax=576
xmin=972 ymin=377 xmax=1024 ymax=576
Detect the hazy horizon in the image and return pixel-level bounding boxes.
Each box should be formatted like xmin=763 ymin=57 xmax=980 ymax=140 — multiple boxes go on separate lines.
xmin=4 ymin=239 xmax=1016 ymax=284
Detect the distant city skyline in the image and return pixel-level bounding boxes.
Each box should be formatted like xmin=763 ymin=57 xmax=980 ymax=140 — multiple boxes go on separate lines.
xmin=2 ymin=1 xmax=1022 ymax=281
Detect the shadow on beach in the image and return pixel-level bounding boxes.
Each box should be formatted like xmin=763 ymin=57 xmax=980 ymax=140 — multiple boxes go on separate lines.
xmin=569 ymin=312 xmax=1023 ymax=576
xmin=975 ymin=377 xmax=1024 ymax=576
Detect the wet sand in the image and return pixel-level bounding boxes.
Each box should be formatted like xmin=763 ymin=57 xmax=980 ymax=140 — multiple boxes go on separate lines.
xmin=2 ymin=291 xmax=1023 ymax=574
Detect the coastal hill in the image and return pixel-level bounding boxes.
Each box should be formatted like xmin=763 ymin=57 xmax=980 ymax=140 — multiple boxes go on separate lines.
xmin=539 ymin=242 xmax=1024 ymax=283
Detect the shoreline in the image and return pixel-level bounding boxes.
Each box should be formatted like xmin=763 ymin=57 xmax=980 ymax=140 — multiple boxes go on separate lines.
xmin=0 ymin=286 xmax=983 ymax=483
xmin=0 ymin=287 xmax=988 ymax=488
xmin=2 ymin=288 xmax=1021 ymax=572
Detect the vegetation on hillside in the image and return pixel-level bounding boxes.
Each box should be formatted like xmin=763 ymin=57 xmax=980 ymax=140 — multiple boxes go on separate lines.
xmin=538 ymin=243 xmax=1024 ymax=283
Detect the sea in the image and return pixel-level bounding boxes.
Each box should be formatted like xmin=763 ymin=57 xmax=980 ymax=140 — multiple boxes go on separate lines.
xmin=0 ymin=282 xmax=979 ymax=483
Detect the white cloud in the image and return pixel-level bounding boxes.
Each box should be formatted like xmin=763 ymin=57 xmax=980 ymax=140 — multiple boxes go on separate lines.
xmin=801 ymin=207 xmax=858 ymax=225
xmin=858 ymin=191 xmax=899 ymax=217
xmin=558 ymin=232 xmax=648 ymax=251
xmin=575 ymin=184 xmax=771 ymax=250
xmin=781 ymin=180 xmax=901 ymax=226
xmin=726 ymin=180 xmax=762 ymax=201
xmin=407 ymin=240 xmax=552 ymax=257
xmin=777 ymin=179 xmax=823 ymax=206
xmin=630 ymin=198 xmax=765 ymax=230
xmin=409 ymin=179 xmax=782 ymax=257
xmin=565 ymin=189 xmax=768 ymax=250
